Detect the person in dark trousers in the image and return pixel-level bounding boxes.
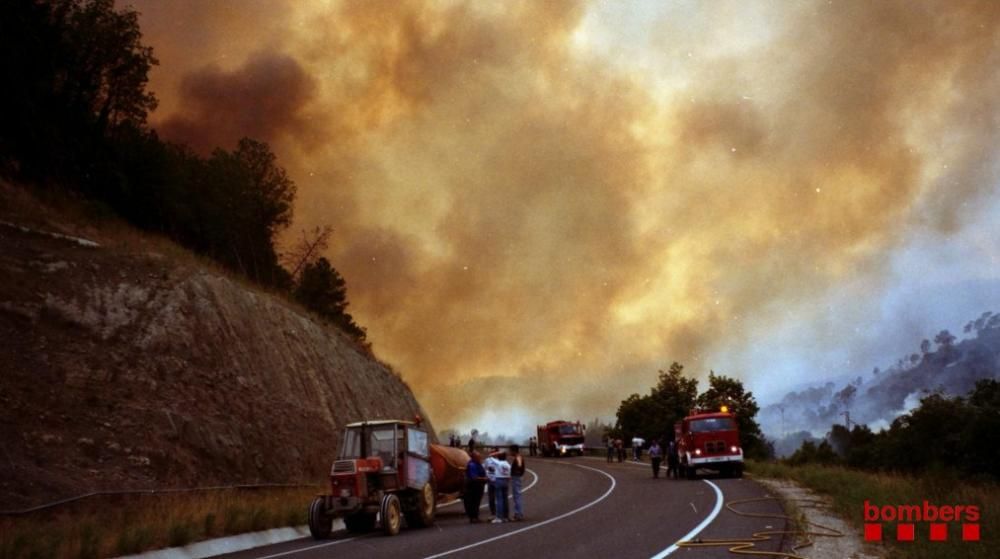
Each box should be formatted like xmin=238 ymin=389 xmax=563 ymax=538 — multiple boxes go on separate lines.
xmin=667 ymin=440 xmax=679 ymax=479
xmin=468 ymin=436 xmax=477 ymax=454
xmin=483 ymin=451 xmax=500 ymax=518
xmin=464 ymin=452 xmax=487 ymax=522
xmin=649 ymin=441 xmax=663 ymax=478
xmin=492 ymin=451 xmax=511 ymax=523
xmin=529 ymin=437 xmax=537 ymax=457
xmin=509 ymin=444 xmax=526 ymax=520
xmin=606 ymin=437 xmax=615 ymax=463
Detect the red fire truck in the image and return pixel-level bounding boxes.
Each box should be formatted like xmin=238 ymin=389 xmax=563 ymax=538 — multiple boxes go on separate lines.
xmin=537 ymin=420 xmax=585 ymax=457
xmin=674 ymin=406 xmax=743 ymax=479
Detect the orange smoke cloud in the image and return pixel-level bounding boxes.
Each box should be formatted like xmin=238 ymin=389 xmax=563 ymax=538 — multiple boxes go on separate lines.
xmin=158 ymin=52 xmax=321 ymax=154
xmin=131 ymin=0 xmax=1000 ymax=431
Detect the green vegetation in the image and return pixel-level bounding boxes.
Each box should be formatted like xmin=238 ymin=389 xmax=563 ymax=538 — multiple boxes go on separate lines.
xmin=0 ymin=486 xmax=318 ymax=559
xmin=748 ymin=460 xmax=997 ymax=559
xmin=613 ymin=362 xmax=769 ymax=458
xmin=0 ymin=0 xmax=366 ymax=346
xmin=787 ymin=380 xmax=999 ymax=481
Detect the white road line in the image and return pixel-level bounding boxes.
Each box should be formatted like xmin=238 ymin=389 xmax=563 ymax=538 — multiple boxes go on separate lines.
xmin=253 ymin=536 xmax=358 ymax=559
xmin=254 ymin=469 xmax=541 ymax=558
xmin=421 ymin=464 xmax=617 ymax=559
xmin=649 ymin=479 xmax=724 ymax=559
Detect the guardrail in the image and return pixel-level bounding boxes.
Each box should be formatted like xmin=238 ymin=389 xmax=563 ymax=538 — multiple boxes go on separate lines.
xmin=0 ymin=483 xmax=317 ymax=516
xmin=4 ymin=447 xmax=613 ymax=515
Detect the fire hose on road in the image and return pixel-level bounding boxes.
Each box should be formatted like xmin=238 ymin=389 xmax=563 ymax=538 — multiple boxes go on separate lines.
xmin=676 ymin=496 xmax=845 ymax=559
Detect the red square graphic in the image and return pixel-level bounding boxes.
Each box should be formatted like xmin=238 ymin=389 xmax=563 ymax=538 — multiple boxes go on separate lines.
xmin=929 ymin=523 xmax=947 ymax=541
xmin=962 ymin=524 xmax=980 ymax=541
xmin=864 ymin=523 xmax=882 ymax=541
xmin=897 ymin=524 xmax=915 ymax=541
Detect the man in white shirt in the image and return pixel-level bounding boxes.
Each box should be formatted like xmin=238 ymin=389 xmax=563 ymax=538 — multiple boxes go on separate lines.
xmin=632 ymin=436 xmax=645 ymax=461
xmin=483 ymin=452 xmax=499 ymax=519
xmin=492 ymin=451 xmax=512 ymax=523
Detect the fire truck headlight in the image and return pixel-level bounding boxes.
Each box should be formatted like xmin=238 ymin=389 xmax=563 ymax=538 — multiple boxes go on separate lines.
xmin=731 ymin=446 xmax=739 ymax=453
xmin=694 ymin=449 xmax=702 ymax=456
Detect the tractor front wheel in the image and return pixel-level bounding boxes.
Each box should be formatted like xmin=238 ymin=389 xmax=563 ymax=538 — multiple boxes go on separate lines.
xmin=380 ymin=493 xmax=402 ymax=536
xmin=308 ymin=497 xmax=333 ymax=539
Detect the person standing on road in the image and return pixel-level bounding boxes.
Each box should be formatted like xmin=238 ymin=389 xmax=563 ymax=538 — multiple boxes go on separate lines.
xmin=667 ymin=440 xmax=679 ymax=479
xmin=632 ymin=435 xmax=644 ymax=461
xmin=615 ymin=438 xmax=625 ymax=463
xmin=484 ymin=451 xmax=499 ymax=519
xmin=464 ymin=452 xmax=487 ymax=522
xmin=492 ymin=451 xmax=511 ymax=523
xmin=649 ymin=441 xmax=663 ymax=478
xmin=509 ymin=444 xmax=526 ymax=520
xmin=606 ymin=437 xmax=615 ymax=463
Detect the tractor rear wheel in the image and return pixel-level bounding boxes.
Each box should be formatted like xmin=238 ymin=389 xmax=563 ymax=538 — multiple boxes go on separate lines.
xmin=380 ymin=493 xmax=402 ymax=536
xmin=344 ymin=512 xmax=376 ymax=533
xmin=308 ymin=497 xmax=333 ymax=539
xmin=405 ymin=482 xmax=437 ymax=528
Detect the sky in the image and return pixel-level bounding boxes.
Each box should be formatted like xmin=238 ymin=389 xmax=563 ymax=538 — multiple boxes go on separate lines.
xmin=126 ymin=0 xmax=1000 ymax=437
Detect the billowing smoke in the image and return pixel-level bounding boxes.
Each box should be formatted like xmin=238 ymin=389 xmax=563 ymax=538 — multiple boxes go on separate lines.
xmin=129 ymin=0 xmax=1000 ymax=433
xmin=159 ymin=52 xmax=322 ymax=154
xmin=762 ymin=312 xmax=1000 ymax=455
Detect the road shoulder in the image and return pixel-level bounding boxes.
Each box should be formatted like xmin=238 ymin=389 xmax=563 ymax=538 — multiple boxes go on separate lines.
xmin=755 ymin=477 xmax=884 ymax=559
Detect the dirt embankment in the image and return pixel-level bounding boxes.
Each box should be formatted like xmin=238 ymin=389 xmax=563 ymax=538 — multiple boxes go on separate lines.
xmin=0 ymin=190 xmax=432 ymax=509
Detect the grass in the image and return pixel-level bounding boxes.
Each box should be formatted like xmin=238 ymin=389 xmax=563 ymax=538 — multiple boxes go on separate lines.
xmin=746 ymin=460 xmax=997 ymax=559
xmin=0 ymin=486 xmax=320 ymax=559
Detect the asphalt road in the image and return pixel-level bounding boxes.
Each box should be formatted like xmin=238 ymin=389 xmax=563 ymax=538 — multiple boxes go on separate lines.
xmin=215 ymin=456 xmax=789 ymax=559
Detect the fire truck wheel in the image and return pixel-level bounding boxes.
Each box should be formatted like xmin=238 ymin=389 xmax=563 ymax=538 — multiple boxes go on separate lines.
xmin=344 ymin=512 xmax=376 ymax=533
xmin=380 ymin=493 xmax=402 ymax=536
xmin=308 ymin=496 xmax=333 ymax=539
xmin=405 ymin=482 xmax=437 ymax=528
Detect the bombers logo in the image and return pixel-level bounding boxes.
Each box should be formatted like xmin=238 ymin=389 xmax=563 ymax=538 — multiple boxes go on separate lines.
xmin=863 ymin=500 xmax=981 ymax=542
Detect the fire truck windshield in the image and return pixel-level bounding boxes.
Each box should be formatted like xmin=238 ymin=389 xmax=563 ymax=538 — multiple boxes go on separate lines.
xmin=558 ymin=425 xmax=581 ymax=435
xmin=689 ymin=417 xmax=736 ymax=433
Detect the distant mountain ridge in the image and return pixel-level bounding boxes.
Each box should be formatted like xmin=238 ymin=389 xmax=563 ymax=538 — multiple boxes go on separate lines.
xmin=761 ymin=312 xmax=1000 ymax=456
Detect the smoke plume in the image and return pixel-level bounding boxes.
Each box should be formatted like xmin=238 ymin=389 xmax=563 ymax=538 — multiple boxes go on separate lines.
xmin=130 ymin=0 xmax=1000 ymax=432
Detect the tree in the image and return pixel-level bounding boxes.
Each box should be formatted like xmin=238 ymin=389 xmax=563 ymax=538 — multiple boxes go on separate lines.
xmin=696 ymin=372 xmax=767 ymax=458
xmin=0 ymin=0 xmax=157 ymax=178
xmin=195 ymin=138 xmax=295 ymax=286
xmin=60 ymin=0 xmax=158 ymax=132
xmin=933 ymin=330 xmax=956 ymax=350
xmin=614 ymin=362 xmax=697 ymax=443
xmin=294 ymin=257 xmax=367 ymax=345
xmin=283 ymin=225 xmax=334 ymax=282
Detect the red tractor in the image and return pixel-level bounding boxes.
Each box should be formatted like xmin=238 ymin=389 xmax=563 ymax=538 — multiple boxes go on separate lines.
xmin=674 ymin=407 xmax=744 ymax=479
xmin=308 ymin=419 xmax=468 ymax=538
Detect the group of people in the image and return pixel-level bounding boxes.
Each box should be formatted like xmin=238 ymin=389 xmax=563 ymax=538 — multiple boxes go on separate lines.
xmin=606 ymin=436 xmax=680 ymax=479
xmin=463 ymin=444 xmax=526 ymax=524
xmin=605 ymin=438 xmax=628 ymax=463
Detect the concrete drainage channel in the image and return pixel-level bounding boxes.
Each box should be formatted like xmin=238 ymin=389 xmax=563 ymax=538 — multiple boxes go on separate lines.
xmin=114 ymin=520 xmax=343 ymax=559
